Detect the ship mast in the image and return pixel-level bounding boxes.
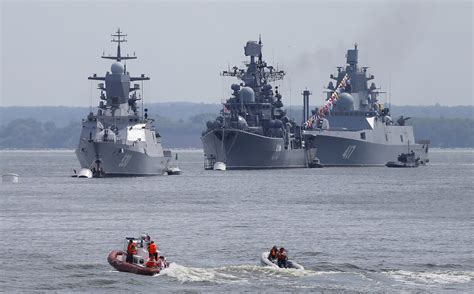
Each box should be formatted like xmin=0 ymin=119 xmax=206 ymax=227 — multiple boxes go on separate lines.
xmin=221 ymin=36 xmax=285 ymax=87
xmin=101 ymin=28 xmax=137 ymax=62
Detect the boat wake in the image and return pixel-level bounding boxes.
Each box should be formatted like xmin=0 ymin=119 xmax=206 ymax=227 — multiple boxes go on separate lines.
xmin=158 ymin=263 xmax=473 ymax=289
xmin=385 ymin=270 xmax=473 ymax=285
xmin=158 ymin=263 xmax=332 ymax=284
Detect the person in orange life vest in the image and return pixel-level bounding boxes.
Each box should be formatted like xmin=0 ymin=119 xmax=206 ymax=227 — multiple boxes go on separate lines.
xmin=277 ymin=247 xmax=288 ymax=268
xmin=148 ymin=240 xmax=158 ymax=260
xmin=145 ymin=255 xmax=158 ymax=268
xmin=126 ymin=240 xmax=137 ymax=263
xmin=268 ymin=245 xmax=278 ymax=262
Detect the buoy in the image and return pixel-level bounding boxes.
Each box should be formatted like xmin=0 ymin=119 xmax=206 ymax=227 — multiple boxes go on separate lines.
xmin=77 ymin=168 xmax=93 ymax=178
xmin=2 ymin=173 xmax=19 ymax=183
xmin=213 ymin=162 xmax=226 ymax=171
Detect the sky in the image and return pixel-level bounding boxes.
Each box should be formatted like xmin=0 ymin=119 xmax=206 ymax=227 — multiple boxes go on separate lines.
xmin=1 ymin=0 xmax=473 ymax=107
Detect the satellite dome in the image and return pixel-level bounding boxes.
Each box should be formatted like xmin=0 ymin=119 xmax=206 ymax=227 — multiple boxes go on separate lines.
xmin=239 ymin=87 xmax=255 ymax=103
xmin=111 ymin=62 xmax=124 ymax=74
xmin=335 ymin=92 xmax=354 ymax=111
xmin=231 ymin=84 xmax=241 ymax=91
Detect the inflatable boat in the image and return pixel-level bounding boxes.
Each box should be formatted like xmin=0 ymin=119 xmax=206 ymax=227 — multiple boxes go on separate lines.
xmin=260 ymin=252 xmax=304 ymax=270
xmin=107 ymin=236 xmax=170 ymax=276
xmin=107 ymin=250 xmax=164 ymax=276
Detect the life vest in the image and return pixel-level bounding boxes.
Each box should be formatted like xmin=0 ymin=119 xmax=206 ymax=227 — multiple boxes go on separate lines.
xmin=127 ymin=242 xmax=137 ymax=255
xmin=148 ymin=243 xmax=157 ymax=254
xmin=277 ymin=251 xmax=287 ymax=261
xmin=145 ymin=259 xmax=156 ymax=268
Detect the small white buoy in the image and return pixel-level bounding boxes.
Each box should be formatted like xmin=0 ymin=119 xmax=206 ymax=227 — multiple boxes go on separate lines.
xmin=77 ymin=168 xmax=93 ymax=178
xmin=2 ymin=173 xmax=19 ymax=183
xmin=213 ymin=162 xmax=226 ymax=171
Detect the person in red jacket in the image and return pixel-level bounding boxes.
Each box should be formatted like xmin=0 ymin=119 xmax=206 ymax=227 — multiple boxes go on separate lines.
xmin=148 ymin=240 xmax=158 ymax=260
xmin=277 ymin=247 xmax=288 ymax=268
xmin=126 ymin=240 xmax=137 ymax=263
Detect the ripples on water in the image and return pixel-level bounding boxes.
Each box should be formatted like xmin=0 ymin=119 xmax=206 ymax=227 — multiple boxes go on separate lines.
xmin=0 ymin=149 xmax=473 ymax=292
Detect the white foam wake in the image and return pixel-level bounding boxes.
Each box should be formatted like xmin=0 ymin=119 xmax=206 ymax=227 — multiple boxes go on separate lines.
xmin=158 ymin=263 xmax=330 ymax=284
xmin=386 ymin=270 xmax=473 ymax=285
xmin=158 ymin=263 xmax=242 ymax=283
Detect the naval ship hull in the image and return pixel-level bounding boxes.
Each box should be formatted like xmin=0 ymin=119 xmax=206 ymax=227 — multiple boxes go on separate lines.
xmin=201 ymin=129 xmax=308 ymax=169
xmin=305 ymin=132 xmax=429 ymax=166
xmin=76 ymin=141 xmax=169 ymax=176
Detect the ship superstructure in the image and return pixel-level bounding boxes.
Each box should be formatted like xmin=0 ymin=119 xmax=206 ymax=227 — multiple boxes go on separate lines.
xmin=75 ymin=29 xmax=177 ymax=176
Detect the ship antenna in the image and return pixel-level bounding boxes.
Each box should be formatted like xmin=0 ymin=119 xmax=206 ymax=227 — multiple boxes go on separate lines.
xmin=89 ymin=80 xmax=93 ymax=113
xmin=141 ymin=80 xmax=144 ymax=120
xmin=102 ymin=28 xmax=137 ymax=62
xmin=112 ymin=28 xmax=126 ymax=62
xmin=389 ymin=72 xmax=392 ymax=111
xmin=289 ymin=77 xmax=292 ymax=119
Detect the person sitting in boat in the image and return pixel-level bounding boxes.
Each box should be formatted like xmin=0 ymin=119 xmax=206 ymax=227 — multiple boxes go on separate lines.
xmin=156 ymin=255 xmax=168 ymax=268
xmin=145 ymin=256 xmax=157 ymax=268
xmin=126 ymin=239 xmax=137 ymax=263
xmin=277 ymin=247 xmax=288 ymax=268
xmin=268 ymin=246 xmax=278 ymax=262
xmin=148 ymin=240 xmax=158 ymax=260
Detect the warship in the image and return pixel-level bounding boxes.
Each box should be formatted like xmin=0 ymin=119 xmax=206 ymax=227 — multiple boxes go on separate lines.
xmin=302 ymin=44 xmax=430 ymax=166
xmin=201 ymin=38 xmax=317 ymax=169
xmin=75 ymin=29 xmax=179 ymax=177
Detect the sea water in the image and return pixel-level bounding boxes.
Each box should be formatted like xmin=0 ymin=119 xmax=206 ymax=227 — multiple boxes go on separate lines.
xmin=0 ymin=149 xmax=472 ymax=292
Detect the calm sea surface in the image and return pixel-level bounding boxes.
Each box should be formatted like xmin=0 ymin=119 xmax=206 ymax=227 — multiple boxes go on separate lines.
xmin=0 ymin=149 xmax=473 ymax=292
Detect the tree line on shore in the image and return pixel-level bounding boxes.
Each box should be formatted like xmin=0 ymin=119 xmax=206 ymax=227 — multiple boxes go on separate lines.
xmin=0 ymin=115 xmax=472 ymax=149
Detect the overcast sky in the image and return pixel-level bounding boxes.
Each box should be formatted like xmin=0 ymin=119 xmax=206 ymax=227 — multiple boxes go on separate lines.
xmin=1 ymin=0 xmax=472 ymax=107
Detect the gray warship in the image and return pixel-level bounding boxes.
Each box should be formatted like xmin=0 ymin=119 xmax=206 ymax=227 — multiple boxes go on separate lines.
xmin=75 ymin=29 xmax=178 ymax=177
xmin=302 ymin=44 xmax=430 ymax=166
xmin=201 ymin=38 xmax=316 ymax=169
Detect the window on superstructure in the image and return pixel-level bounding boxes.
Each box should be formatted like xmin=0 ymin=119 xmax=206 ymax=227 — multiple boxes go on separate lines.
xmin=385 ymin=134 xmax=388 ymax=141
xmin=360 ymin=132 xmax=366 ymax=140
xmin=400 ymin=135 xmax=404 ymax=142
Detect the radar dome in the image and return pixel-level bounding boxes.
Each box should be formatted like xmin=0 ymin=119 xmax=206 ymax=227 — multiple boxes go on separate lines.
xmin=335 ymin=92 xmax=354 ymax=111
xmin=239 ymin=87 xmax=255 ymax=103
xmin=111 ymin=62 xmax=124 ymax=74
